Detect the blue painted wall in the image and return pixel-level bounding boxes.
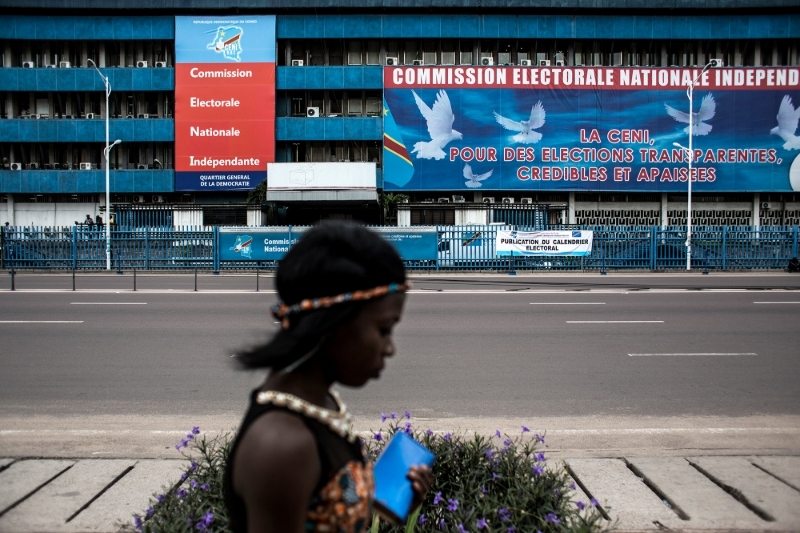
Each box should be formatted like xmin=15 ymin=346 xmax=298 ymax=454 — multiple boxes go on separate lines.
xmin=0 ymin=67 xmax=174 ymax=92
xmin=1 ymin=119 xmax=174 ymax=143
xmin=0 ymin=16 xmax=174 ymax=40
xmin=277 ymin=117 xmax=382 ymax=141
xmin=277 ymin=66 xmax=382 ymax=90
xmin=1 ymin=169 xmax=174 ymax=193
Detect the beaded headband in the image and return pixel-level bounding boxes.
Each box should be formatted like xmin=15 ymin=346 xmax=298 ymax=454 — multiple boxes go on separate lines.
xmin=271 ymin=282 xmax=411 ymax=329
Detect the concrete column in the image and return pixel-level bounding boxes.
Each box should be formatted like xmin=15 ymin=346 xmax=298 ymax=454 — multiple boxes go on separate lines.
xmin=661 ymin=192 xmax=668 ymax=228
xmin=753 ymin=41 xmax=761 ymax=66
xmin=6 ymin=194 xmax=14 ymax=225
xmin=98 ymin=43 xmax=106 ymax=68
xmin=473 ymin=191 xmax=482 ymax=203
xmin=753 ymin=192 xmax=760 ymax=227
xmin=660 ymin=43 xmax=668 ymax=66
xmin=568 ymin=191 xmax=576 ymax=224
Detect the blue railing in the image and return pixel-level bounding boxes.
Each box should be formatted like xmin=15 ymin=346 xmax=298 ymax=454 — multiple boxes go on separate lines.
xmin=2 ymin=225 xmax=798 ymax=272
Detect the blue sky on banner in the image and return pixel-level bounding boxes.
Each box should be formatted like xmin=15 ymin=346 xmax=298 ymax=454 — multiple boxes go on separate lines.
xmin=175 ymin=16 xmax=275 ymax=64
xmin=383 ymin=87 xmax=800 ymax=192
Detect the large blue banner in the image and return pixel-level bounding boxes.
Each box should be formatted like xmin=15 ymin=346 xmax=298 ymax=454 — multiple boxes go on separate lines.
xmin=219 ymin=227 xmax=438 ymax=261
xmin=383 ymin=66 xmax=800 ymax=192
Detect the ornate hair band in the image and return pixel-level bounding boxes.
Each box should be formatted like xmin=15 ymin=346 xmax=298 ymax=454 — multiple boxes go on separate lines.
xmin=271 ymin=282 xmax=411 ymax=329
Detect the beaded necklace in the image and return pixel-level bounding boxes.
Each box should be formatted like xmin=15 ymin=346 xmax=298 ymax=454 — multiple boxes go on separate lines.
xmin=256 ymin=389 xmax=356 ymax=443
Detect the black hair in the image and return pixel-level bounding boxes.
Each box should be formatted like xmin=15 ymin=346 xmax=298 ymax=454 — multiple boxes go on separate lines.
xmin=236 ymin=221 xmax=406 ymax=370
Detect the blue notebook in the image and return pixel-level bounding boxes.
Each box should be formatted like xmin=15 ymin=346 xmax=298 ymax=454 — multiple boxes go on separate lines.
xmin=373 ymin=431 xmax=436 ymax=525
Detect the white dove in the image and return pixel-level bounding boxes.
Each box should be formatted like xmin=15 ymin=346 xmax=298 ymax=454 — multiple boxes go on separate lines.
xmin=664 ymin=93 xmax=716 ymax=136
xmin=770 ymin=95 xmax=800 ymax=150
xmin=493 ymin=101 xmax=546 ymax=144
xmin=410 ymin=90 xmax=462 ymax=160
xmin=463 ymin=163 xmax=493 ymax=189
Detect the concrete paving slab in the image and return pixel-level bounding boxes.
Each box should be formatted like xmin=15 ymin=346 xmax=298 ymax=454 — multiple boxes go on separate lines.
xmin=627 ymin=456 xmax=766 ymax=530
xmin=0 ymin=459 xmax=14 ymax=470
xmin=0 ymin=459 xmax=75 ymax=516
xmin=750 ymin=456 xmax=800 ymax=492
xmin=0 ymin=459 xmax=135 ymax=533
xmin=66 ymin=460 xmax=185 ymax=532
xmin=689 ymin=456 xmax=800 ymax=528
xmin=565 ymin=457 xmax=679 ymax=530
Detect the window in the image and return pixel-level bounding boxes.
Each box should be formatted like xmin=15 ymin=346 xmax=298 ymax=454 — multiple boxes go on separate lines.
xmin=347 ymin=41 xmax=362 ymax=65
xmin=347 ymin=98 xmax=362 ymax=116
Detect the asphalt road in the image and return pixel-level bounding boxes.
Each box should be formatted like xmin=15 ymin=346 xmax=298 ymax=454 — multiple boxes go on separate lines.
xmin=1 ymin=272 xmax=799 ymax=456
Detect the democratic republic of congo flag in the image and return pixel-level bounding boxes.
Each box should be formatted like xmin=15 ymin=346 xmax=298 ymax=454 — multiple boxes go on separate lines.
xmin=382 ymin=99 xmax=414 ymax=188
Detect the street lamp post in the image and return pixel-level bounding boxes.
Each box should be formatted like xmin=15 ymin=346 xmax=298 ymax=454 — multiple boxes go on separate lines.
xmin=87 ymin=59 xmax=120 ymax=270
xmin=676 ymin=59 xmax=722 ymax=271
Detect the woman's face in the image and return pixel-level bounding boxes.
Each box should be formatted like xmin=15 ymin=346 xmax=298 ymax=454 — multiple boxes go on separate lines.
xmin=324 ymin=293 xmax=406 ymax=387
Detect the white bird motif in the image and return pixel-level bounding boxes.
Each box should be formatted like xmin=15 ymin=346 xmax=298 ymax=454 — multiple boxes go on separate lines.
xmin=493 ymin=101 xmax=546 ymax=144
xmin=410 ymin=90 xmax=462 ymax=160
xmin=463 ymin=163 xmax=493 ymax=189
xmin=664 ymin=93 xmax=716 ymax=136
xmin=770 ymin=95 xmax=800 ymax=150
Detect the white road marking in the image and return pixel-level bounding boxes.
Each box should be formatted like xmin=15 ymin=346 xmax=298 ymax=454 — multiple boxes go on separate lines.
xmin=753 ymin=301 xmax=800 ymax=304
xmin=71 ymin=302 xmax=147 ymax=305
xmin=530 ymin=302 xmax=605 ymax=305
xmin=0 ymin=321 xmax=84 ymax=323
xmin=567 ymin=320 xmax=663 ymax=323
xmin=629 ymin=352 xmax=757 ymax=356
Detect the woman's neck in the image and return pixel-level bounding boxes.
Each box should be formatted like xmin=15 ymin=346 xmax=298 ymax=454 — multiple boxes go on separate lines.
xmin=262 ymin=359 xmax=335 ymax=409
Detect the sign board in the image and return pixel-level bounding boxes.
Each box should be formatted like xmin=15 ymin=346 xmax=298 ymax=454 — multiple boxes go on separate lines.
xmin=496 ymin=229 xmax=593 ymax=256
xmin=174 ymin=16 xmax=276 ymax=191
xmin=219 ymin=226 xmax=438 ymax=261
xmin=266 ymin=162 xmax=377 ymax=190
xmin=383 ymin=66 xmax=800 ymax=193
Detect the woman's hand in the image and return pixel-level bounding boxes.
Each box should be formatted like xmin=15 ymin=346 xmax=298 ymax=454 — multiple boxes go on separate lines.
xmin=407 ymin=465 xmax=434 ymax=511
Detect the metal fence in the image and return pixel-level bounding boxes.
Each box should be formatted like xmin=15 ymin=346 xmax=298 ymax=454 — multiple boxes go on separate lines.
xmin=2 ymin=225 xmax=798 ymax=272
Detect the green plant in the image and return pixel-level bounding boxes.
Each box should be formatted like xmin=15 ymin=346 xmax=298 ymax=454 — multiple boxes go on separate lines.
xmin=380 ymin=193 xmax=410 ymax=218
xmin=246 ymin=178 xmax=267 ymax=204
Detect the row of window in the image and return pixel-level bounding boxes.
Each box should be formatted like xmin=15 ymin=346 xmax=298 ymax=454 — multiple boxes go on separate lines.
xmin=1 ymin=142 xmax=173 ymax=169
xmin=0 ymin=91 xmax=173 ymax=119
xmin=278 ymin=91 xmax=382 ymax=118
xmin=0 ymin=41 xmax=174 ymax=69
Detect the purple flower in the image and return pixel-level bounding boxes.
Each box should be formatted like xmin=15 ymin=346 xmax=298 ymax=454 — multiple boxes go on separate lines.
xmin=203 ymin=512 xmax=213 ymax=526
xmin=418 ymin=514 xmax=428 ymax=525
xmin=590 ymin=498 xmax=599 ymax=507
xmin=156 ymin=494 xmax=165 ymax=503
xmin=447 ymin=498 xmax=459 ymax=512
xmin=575 ymin=501 xmax=586 ymax=510
xmin=186 ymin=433 xmax=194 ymax=440
xmin=534 ymin=452 xmax=546 ymax=462
xmin=443 ymin=433 xmax=452 ymax=441
xmin=504 ymin=438 xmax=513 ymax=448
xmin=381 ymin=412 xmax=387 ymax=422
xmin=533 ymin=465 xmax=544 ymax=477
xmin=495 ymin=429 xmax=502 ymax=438
xmin=477 ymin=517 xmax=488 ymax=529
xmin=545 ymin=512 xmax=561 ymax=524
xmin=534 ymin=433 xmax=545 ymax=444
xmin=180 ymin=472 xmax=188 ymax=481
xmin=404 ymin=421 xmax=413 ymax=435
xmin=492 ymin=472 xmax=501 ymax=480
xmin=439 ymin=518 xmax=446 ymax=530
xmin=480 ymin=485 xmax=488 ymax=494
xmin=390 ymin=412 xmax=397 ymax=419
xmin=571 ymin=482 xmax=577 ymax=490
xmin=145 ymin=507 xmax=154 ymax=518
xmin=174 ymin=443 xmax=181 ymax=451
xmin=133 ymin=514 xmax=143 ymax=531
xmin=190 ymin=479 xmax=198 ymax=489
xmin=176 ymin=488 xmax=187 ymax=498
xmin=189 ymin=461 xmax=197 ymax=471
xmin=426 ymin=429 xmax=433 ymax=436
xmin=485 ymin=449 xmax=495 ymax=460
xmin=192 ymin=426 xmax=200 ymax=435
xmin=498 ymin=508 xmax=511 ymax=522
xmin=201 ymin=483 xmax=210 ymax=491
xmin=405 ymin=410 xmax=411 ymax=419
xmin=433 ymin=491 xmax=444 ymax=505
xmin=373 ymin=432 xmax=382 ymax=441
xmin=196 ymin=523 xmax=206 ymax=531
xmin=180 ymin=438 xmax=189 ymax=448
xmin=457 ymin=524 xmax=468 ymax=533
xmin=507 ymin=527 xmax=517 ymax=533
xmin=521 ymin=425 xmax=530 ymax=433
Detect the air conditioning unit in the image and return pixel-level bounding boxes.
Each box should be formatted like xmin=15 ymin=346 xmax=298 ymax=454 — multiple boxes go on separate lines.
xmin=385 ymin=57 xmax=399 ymax=66
xmin=10 ymin=163 xmax=22 ymax=170
xmin=155 ymin=61 xmax=167 ymax=68
xmin=555 ymin=60 xmax=565 ymax=66
xmin=152 ymin=195 xmax=165 ymax=203
xmin=136 ymin=164 xmax=148 ymax=170
xmin=79 ymin=162 xmax=92 ymax=170
xmin=126 ymin=114 xmax=134 ymax=119
xmin=438 ymin=197 xmax=450 ymax=203
xmin=412 ymin=59 xmax=424 ymax=66
xmin=45 ymin=64 xmax=57 ymax=69
xmin=136 ymin=60 xmax=148 ymax=68
xmin=452 ymin=195 xmax=465 ymax=203
xmin=520 ymin=197 xmax=533 ymax=204
xmin=132 ymin=195 xmax=146 ymax=203
xmin=481 ymin=57 xmax=494 ymax=66
xmin=138 ymin=113 xmax=149 ymax=118
xmin=709 ymin=58 xmax=724 ymax=68
xmin=26 ymin=162 xmax=39 ymax=170
xmin=539 ymin=60 xmax=551 ymax=66
xmin=59 ymin=61 xmax=71 ymax=68
xmin=520 ymin=59 xmax=533 ymax=66
xmin=306 ymin=107 xmax=319 ymax=118
xmin=483 ymin=197 xmax=495 ymax=204
xmin=22 ymin=61 xmax=35 ymax=68
xmin=501 ymin=197 xmax=515 ymax=204
xmin=85 ymin=113 xmax=95 ymax=119
xmin=291 ymin=59 xmax=304 ymax=66
xmin=761 ymin=202 xmax=773 ymax=210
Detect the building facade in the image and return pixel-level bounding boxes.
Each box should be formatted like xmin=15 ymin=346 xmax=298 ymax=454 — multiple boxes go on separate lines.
xmin=1 ymin=1 xmax=799 ymax=228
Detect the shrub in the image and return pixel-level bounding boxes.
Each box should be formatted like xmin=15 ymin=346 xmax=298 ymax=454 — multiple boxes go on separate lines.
xmin=125 ymin=418 xmax=606 ymax=533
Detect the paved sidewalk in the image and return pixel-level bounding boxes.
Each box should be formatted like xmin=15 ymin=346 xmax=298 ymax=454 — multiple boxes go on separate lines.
xmin=0 ymin=455 xmax=798 ymax=532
